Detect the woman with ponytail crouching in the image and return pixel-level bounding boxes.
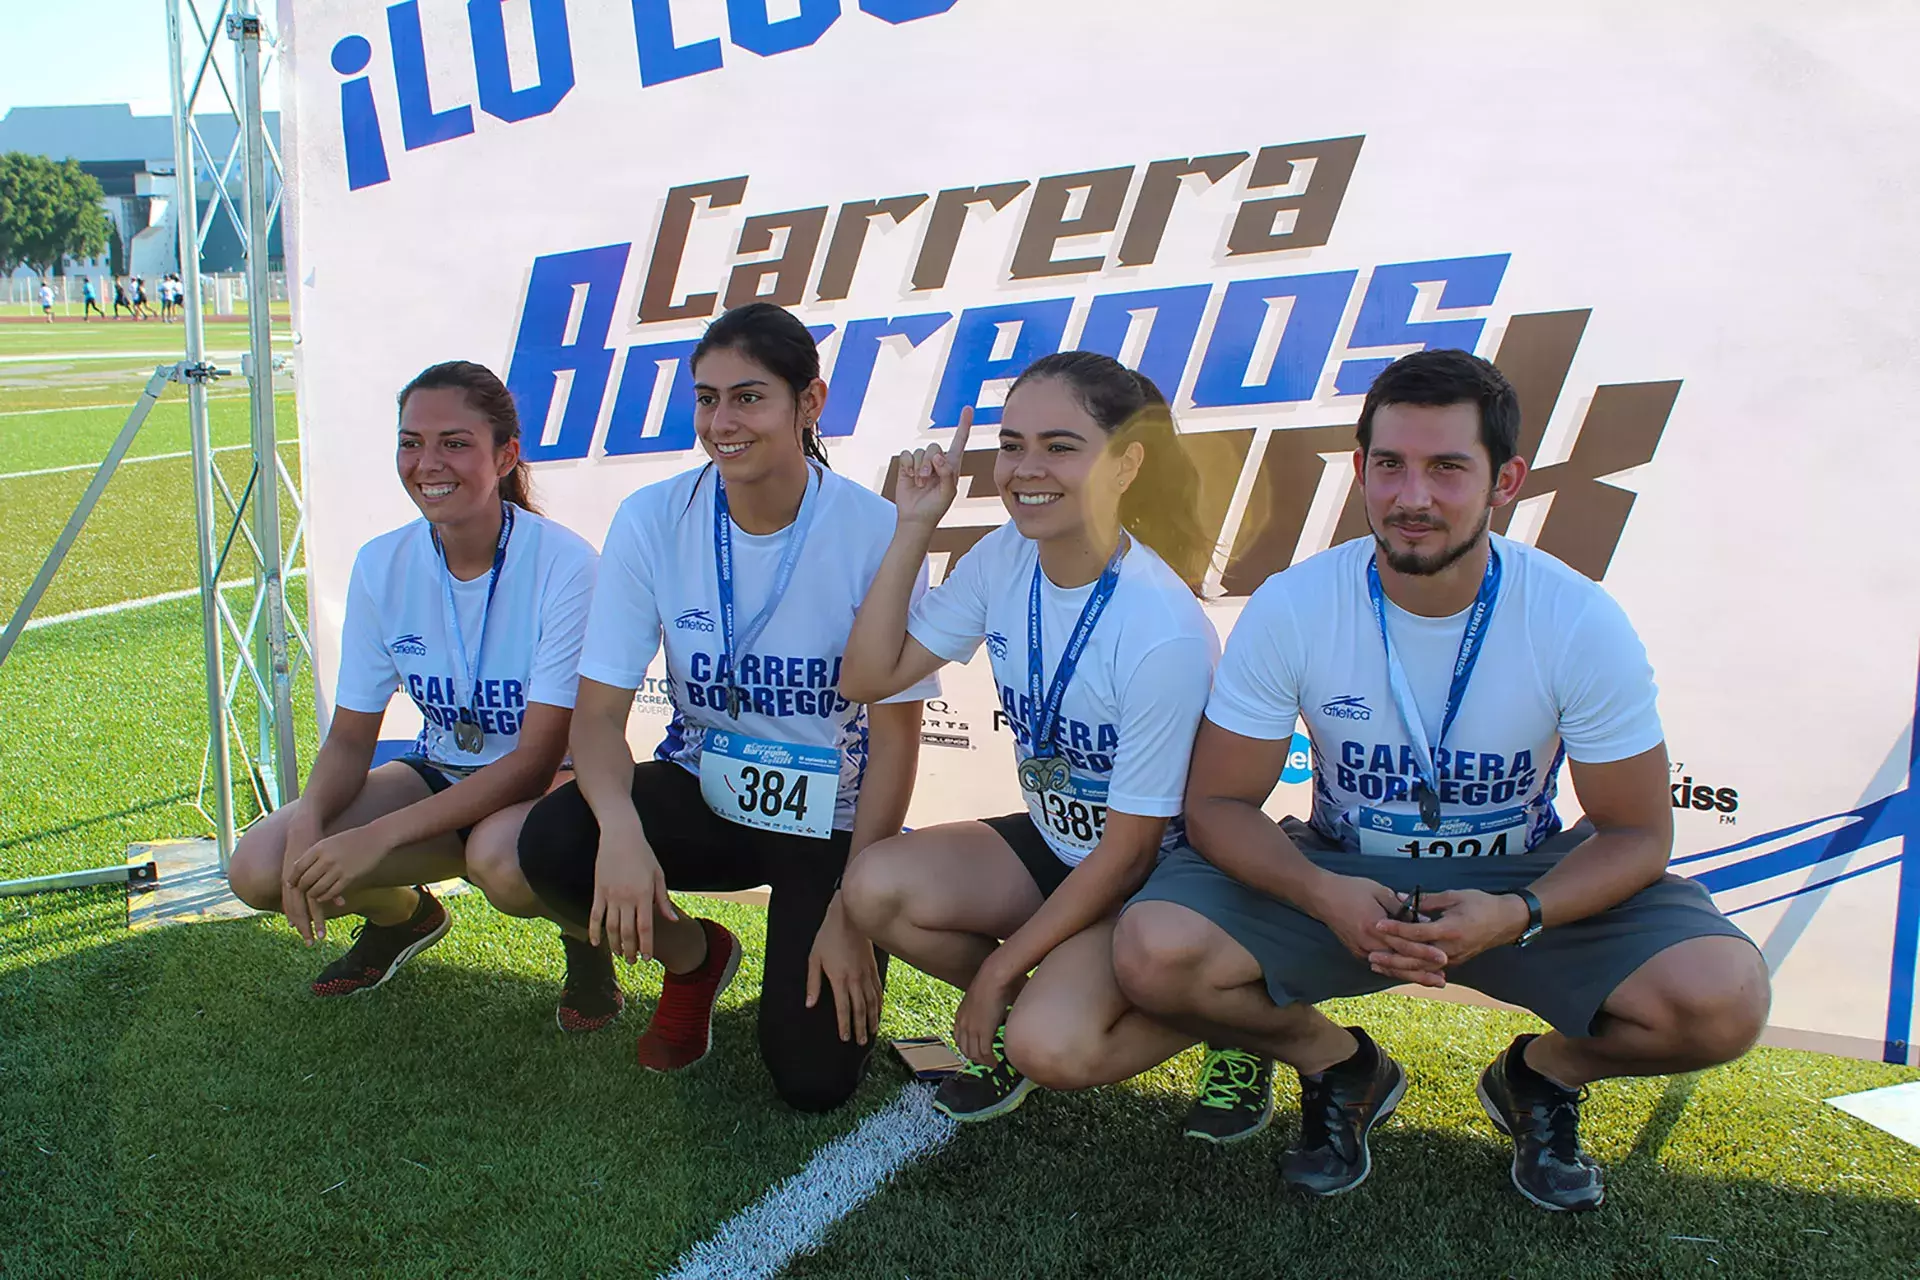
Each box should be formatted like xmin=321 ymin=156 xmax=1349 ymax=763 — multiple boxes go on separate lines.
xmin=514 ymin=303 xmax=936 ymax=1112
xmin=228 ymin=361 xmax=605 ymax=1020
xmin=840 ymin=353 xmax=1277 ymax=1141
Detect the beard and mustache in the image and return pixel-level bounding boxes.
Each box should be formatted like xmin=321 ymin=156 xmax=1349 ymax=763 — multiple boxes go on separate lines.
xmin=1371 ymin=504 xmax=1493 ymax=577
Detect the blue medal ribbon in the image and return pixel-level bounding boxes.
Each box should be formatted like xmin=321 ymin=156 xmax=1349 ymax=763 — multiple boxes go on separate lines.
xmin=1365 ymin=543 xmax=1502 ymax=830
xmin=433 ymin=502 xmax=514 ymax=752
xmin=713 ymin=465 xmax=820 ymax=718
xmin=1022 ymin=541 xmax=1126 ymax=788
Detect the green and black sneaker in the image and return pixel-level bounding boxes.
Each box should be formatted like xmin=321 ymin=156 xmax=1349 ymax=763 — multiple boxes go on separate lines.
xmin=1183 ymin=1045 xmax=1276 ymax=1144
xmin=932 ymin=1025 xmax=1035 ymax=1122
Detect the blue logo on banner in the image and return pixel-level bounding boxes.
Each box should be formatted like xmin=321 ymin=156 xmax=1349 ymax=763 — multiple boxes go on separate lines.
xmin=1281 ymin=730 xmax=1314 ymax=784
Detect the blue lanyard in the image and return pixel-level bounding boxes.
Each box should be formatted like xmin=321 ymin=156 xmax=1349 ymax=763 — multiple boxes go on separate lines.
xmin=714 ymin=466 xmax=819 ymax=710
xmin=1365 ymin=543 xmax=1501 ymax=829
xmin=433 ymin=502 xmax=514 ymax=716
xmin=1026 ymin=541 xmax=1127 ymax=760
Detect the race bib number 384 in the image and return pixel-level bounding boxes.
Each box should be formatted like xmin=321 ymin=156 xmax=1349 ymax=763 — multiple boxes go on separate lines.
xmin=700 ymin=730 xmax=840 ymax=840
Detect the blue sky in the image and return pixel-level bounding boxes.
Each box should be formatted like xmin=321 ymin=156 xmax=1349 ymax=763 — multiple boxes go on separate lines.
xmin=0 ymin=0 xmax=280 ymax=118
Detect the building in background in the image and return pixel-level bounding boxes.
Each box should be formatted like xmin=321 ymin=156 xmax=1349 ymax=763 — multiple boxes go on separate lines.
xmin=0 ymin=102 xmax=283 ymax=288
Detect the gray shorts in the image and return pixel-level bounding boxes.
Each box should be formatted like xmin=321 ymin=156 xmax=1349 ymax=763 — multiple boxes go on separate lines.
xmin=1128 ymin=818 xmax=1754 ymax=1038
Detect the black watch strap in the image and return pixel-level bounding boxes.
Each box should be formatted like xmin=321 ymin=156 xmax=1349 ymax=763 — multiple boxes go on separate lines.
xmin=1507 ymin=887 xmax=1545 ymax=947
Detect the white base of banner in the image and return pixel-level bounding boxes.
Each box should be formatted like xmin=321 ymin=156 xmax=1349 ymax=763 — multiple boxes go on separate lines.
xmin=1827 ymin=1081 xmax=1920 ymax=1151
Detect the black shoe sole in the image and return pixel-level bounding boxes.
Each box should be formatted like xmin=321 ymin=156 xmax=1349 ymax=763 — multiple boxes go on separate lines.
xmin=934 ymin=1075 xmax=1036 ymax=1123
xmin=318 ymin=910 xmax=451 ymax=998
xmin=1475 ymin=1071 xmax=1606 ymax=1212
xmin=1183 ymin=1090 xmax=1276 ymax=1145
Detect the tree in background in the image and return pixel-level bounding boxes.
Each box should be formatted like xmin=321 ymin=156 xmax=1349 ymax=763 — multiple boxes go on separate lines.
xmin=0 ymin=153 xmax=111 ymax=276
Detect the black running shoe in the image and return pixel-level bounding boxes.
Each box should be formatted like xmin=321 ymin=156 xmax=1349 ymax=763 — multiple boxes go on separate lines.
xmin=1183 ymin=1046 xmax=1275 ymax=1144
xmin=556 ymin=933 xmax=625 ymax=1033
xmin=1280 ymin=1027 xmax=1406 ymax=1196
xmin=932 ymin=1025 xmax=1034 ymax=1122
xmin=1477 ymin=1034 xmax=1605 ymax=1211
xmin=310 ymin=887 xmax=449 ymax=997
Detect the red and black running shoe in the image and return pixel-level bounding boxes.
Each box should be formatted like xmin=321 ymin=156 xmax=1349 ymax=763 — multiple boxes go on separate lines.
xmin=634 ymin=919 xmax=741 ymax=1072
xmin=310 ymin=887 xmax=450 ymax=997
xmin=556 ymin=933 xmax=626 ymax=1033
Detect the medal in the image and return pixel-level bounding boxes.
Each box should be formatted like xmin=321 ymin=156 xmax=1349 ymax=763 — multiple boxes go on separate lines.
xmin=1020 ymin=542 xmax=1126 ymax=798
xmin=1019 ymin=756 xmax=1073 ymax=794
xmin=435 ymin=503 xmax=513 ymax=761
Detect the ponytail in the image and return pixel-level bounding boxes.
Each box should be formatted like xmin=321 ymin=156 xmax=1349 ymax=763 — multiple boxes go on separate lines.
xmin=1007 ymin=352 xmax=1214 ymax=594
xmin=397 ymin=360 xmax=540 ymax=514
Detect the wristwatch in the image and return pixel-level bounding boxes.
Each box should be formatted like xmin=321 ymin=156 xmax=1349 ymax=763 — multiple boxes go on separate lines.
xmin=1504 ymin=888 xmax=1545 ymax=947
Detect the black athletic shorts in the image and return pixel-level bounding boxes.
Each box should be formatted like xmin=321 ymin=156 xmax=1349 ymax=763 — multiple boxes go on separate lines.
xmin=395 ymin=754 xmax=475 ymax=842
xmin=982 ymin=811 xmax=1075 ymax=898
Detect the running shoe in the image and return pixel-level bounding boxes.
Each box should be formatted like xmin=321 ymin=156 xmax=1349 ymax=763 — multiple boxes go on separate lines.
xmin=1477 ymin=1034 xmax=1605 ymax=1211
xmin=556 ymin=933 xmax=625 ymax=1033
xmin=309 ymin=887 xmax=450 ymax=997
xmin=932 ymin=1024 xmax=1034 ymax=1122
xmin=1183 ymin=1045 xmax=1276 ymax=1144
xmin=1280 ymin=1027 xmax=1406 ymax=1196
xmin=634 ymin=919 xmax=741 ymax=1072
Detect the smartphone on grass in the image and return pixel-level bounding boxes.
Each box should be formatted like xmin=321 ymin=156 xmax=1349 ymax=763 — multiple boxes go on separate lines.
xmin=890 ymin=1036 xmax=966 ymax=1081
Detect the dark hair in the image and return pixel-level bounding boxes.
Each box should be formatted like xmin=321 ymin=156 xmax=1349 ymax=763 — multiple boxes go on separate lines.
xmin=1355 ymin=349 xmax=1520 ymax=472
xmin=690 ymin=302 xmax=829 ymax=467
xmin=1007 ymin=351 xmax=1212 ymax=594
xmin=396 ymin=360 xmax=538 ymax=512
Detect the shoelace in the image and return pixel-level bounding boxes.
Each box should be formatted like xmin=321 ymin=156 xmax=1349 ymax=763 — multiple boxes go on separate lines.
xmin=1195 ymin=1048 xmax=1264 ymax=1110
xmin=953 ymin=1028 xmax=1011 ymax=1081
xmin=1295 ymin=1072 xmax=1350 ymax=1156
xmin=1519 ymin=1087 xmax=1592 ymax=1165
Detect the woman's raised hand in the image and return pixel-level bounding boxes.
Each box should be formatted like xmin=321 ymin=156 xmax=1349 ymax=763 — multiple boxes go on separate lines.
xmin=892 ymin=406 xmax=973 ymax=530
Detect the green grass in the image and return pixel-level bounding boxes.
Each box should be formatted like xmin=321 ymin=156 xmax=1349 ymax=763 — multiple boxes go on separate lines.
xmin=2 ymin=326 xmax=1917 ymax=1278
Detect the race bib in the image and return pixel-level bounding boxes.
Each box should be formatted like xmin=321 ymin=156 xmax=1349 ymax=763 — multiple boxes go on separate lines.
xmin=1354 ymin=805 xmax=1529 ymax=858
xmin=699 ymin=730 xmax=839 ymax=840
xmin=1022 ymin=772 xmax=1110 ymax=859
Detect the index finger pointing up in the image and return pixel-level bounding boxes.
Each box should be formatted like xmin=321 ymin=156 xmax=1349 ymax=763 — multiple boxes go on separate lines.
xmin=950 ymin=405 xmax=974 ymax=457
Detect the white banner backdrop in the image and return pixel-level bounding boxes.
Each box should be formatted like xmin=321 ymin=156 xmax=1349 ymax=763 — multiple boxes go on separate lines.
xmin=281 ymin=0 xmax=1920 ymax=1064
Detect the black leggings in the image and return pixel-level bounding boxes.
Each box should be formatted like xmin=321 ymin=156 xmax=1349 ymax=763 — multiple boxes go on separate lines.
xmin=517 ymin=761 xmax=885 ymax=1113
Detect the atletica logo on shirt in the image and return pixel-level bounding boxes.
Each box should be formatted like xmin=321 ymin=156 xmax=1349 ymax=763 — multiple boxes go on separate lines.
xmin=389 ymin=633 xmax=428 ymax=656
xmin=984 ymin=631 xmax=1010 ymax=659
xmin=675 ymin=607 xmax=716 ymax=632
xmin=1321 ymin=694 xmax=1371 ymax=720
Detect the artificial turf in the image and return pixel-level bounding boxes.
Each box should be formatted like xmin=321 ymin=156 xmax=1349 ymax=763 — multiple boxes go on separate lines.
xmin=2 ymin=330 xmax=1917 ymax=1279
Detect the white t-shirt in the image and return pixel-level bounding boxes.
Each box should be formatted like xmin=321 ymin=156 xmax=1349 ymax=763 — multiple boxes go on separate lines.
xmin=335 ymin=505 xmax=598 ymax=770
xmin=908 ymin=522 xmax=1220 ymax=867
xmin=580 ymin=464 xmax=940 ymax=833
xmin=38 ymin=286 xmax=52 ymax=307
xmin=1206 ymin=533 xmax=1663 ymax=856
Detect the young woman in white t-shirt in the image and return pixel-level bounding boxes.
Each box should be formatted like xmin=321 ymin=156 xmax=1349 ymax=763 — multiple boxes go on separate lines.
xmin=841 ymin=352 xmax=1274 ymax=1139
xmin=227 ymin=361 xmax=604 ymax=1020
xmin=515 ymin=303 xmax=935 ymax=1112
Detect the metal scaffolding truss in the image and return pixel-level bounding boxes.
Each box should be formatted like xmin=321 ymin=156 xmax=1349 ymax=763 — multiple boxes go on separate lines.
xmin=168 ymin=0 xmax=304 ymax=865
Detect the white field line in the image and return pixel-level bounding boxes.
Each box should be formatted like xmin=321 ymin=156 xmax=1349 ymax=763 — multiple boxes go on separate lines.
xmin=0 ymin=347 xmax=279 ymax=365
xmin=22 ymin=567 xmax=308 ymax=631
xmin=0 ymin=395 xmax=258 ymax=418
xmin=0 ymin=443 xmax=254 ymax=481
xmin=662 ymin=1084 xmax=956 ymax=1280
